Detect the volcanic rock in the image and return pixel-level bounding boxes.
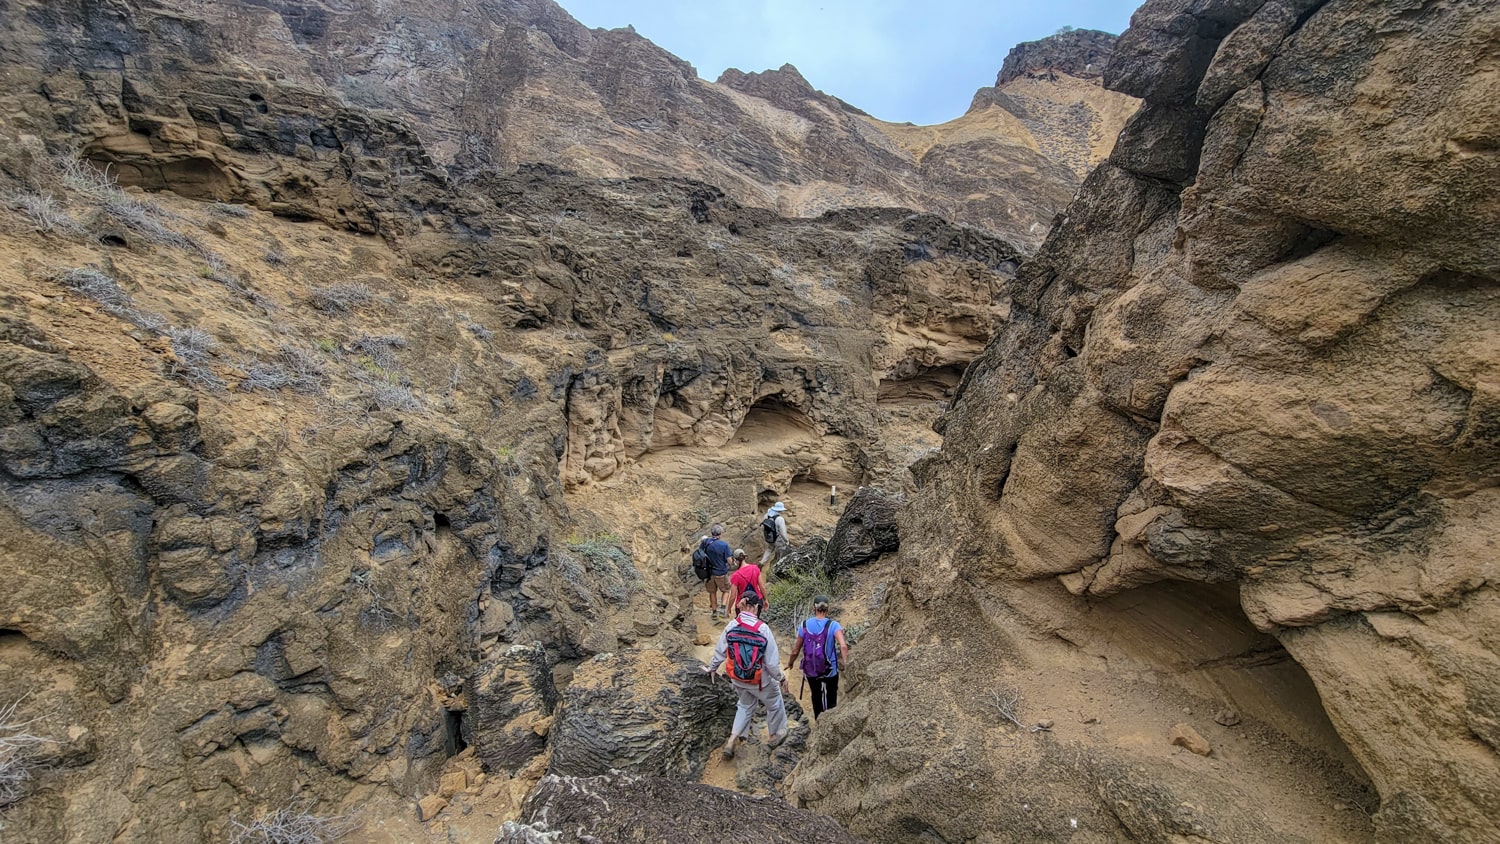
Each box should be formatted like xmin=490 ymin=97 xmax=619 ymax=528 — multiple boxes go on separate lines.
xmin=501 ymin=771 xmax=869 ymax=844
xmin=548 ymin=649 xmax=735 ymax=780
xmin=824 ymin=486 xmax=903 ymax=572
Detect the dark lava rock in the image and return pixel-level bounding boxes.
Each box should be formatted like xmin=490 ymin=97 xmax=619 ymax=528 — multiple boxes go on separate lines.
xmin=825 ymin=486 xmax=903 ymax=572
xmin=497 ymin=771 xmax=870 ymax=844
xmin=548 ymin=649 xmax=734 ymax=780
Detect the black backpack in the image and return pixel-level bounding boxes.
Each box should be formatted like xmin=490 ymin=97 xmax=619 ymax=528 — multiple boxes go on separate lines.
xmin=691 ymin=539 xmax=712 ymax=581
xmin=761 ymin=514 xmax=778 ymax=544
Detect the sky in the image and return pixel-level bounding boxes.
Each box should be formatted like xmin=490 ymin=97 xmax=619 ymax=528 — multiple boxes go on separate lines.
xmin=555 ymin=0 xmax=1143 ymax=125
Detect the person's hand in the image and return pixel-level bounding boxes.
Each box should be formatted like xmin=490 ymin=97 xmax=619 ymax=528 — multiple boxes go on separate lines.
xmin=699 ymin=663 xmax=713 ymax=674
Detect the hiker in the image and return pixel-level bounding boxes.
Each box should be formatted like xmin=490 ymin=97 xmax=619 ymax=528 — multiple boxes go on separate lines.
xmin=786 ymin=595 xmax=850 ymax=720
xmin=705 ymin=592 xmax=789 ymax=758
xmin=759 ymin=501 xmax=790 ymax=566
xmin=729 ymin=548 xmax=768 ymax=612
xmin=701 ymin=524 xmax=733 ymax=618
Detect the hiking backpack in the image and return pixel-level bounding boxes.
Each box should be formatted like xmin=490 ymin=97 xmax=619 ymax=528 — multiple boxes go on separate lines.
xmin=725 ymin=619 xmax=769 ymax=686
xmin=800 ymin=618 xmax=835 ymax=678
xmin=761 ymin=514 xmax=779 ymax=544
xmin=691 ymin=540 xmax=712 ymax=582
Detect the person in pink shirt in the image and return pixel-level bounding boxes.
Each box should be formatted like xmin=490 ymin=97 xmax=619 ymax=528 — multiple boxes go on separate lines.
xmin=729 ymin=548 xmax=768 ymax=610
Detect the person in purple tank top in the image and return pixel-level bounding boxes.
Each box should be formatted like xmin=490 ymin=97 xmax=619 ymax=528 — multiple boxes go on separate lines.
xmin=786 ymin=595 xmax=850 ymax=720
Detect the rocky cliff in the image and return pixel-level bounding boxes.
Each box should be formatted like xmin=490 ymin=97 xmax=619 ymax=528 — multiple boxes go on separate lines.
xmin=0 ymin=1 xmax=1026 ymax=839
xmin=966 ymin=29 xmax=1140 ymax=178
xmin=15 ymin=0 xmax=1132 ymax=251
xmin=793 ymin=0 xmax=1500 ymax=842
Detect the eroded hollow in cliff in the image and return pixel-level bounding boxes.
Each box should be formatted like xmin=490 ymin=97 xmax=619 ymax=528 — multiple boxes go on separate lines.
xmin=1094 ymin=580 xmax=1374 ymax=797
xmin=877 ymin=363 xmax=966 ymax=406
xmin=85 ymin=149 xmax=233 ymax=201
xmin=731 ymin=395 xmax=817 ymax=449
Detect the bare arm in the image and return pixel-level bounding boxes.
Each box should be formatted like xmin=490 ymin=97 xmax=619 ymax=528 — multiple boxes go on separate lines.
xmin=787 ymin=626 xmax=804 ymax=669
xmin=707 ymin=624 xmax=731 ymax=674
xmin=835 ymin=627 xmax=849 ymax=668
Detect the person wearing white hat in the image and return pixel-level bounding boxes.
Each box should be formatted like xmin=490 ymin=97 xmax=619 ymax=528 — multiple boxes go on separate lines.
xmin=758 ymin=501 xmax=790 ymax=567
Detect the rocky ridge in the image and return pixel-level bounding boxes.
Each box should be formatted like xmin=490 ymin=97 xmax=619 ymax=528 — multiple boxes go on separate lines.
xmin=11 ymin=0 xmax=1134 ymax=250
xmin=792 ymin=0 xmax=1500 ymax=842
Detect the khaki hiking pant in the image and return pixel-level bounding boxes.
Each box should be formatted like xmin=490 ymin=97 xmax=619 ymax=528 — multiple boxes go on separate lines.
xmin=729 ymin=678 xmax=787 ymax=740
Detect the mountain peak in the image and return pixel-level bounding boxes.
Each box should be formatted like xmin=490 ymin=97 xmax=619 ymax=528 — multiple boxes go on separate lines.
xmin=996 ymin=28 xmax=1118 ymax=85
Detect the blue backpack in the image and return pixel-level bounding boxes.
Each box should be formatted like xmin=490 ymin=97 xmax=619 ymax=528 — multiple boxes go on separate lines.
xmin=800 ymin=618 xmax=835 ymax=678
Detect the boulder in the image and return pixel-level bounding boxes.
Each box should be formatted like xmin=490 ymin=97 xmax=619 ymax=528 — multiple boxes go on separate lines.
xmin=548 ymin=649 xmax=734 ymax=780
xmin=824 ymin=486 xmax=903 ymax=572
xmin=1169 ymin=723 xmax=1212 ymax=756
xmin=504 ymin=772 xmax=868 ymax=844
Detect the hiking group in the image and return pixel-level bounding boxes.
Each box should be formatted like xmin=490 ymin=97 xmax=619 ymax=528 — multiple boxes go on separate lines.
xmin=698 ymin=501 xmax=851 ymax=758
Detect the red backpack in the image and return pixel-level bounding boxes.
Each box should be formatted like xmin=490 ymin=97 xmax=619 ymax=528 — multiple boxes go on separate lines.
xmin=725 ymin=619 xmax=769 ymax=686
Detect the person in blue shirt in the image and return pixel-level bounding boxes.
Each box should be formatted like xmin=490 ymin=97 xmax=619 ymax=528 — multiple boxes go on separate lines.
xmin=701 ymin=523 xmax=734 ymax=618
xmin=785 ymin=595 xmax=850 ymax=719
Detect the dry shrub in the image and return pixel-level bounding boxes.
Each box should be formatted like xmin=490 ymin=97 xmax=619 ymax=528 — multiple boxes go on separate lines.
xmin=0 ymin=695 xmax=54 ymax=808
xmin=227 ymin=800 xmax=356 ymax=844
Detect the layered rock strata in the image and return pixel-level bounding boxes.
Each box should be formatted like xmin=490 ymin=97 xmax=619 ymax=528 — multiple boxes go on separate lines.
xmin=4 ymin=0 xmax=1126 ymax=250
xmin=794 ymin=0 xmax=1500 ymax=841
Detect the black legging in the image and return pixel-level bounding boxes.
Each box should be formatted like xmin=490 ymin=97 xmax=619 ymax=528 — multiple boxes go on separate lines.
xmin=807 ymin=674 xmax=839 ymax=719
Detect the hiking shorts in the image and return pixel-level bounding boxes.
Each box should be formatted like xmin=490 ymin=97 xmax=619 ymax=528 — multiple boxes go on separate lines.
xmin=706 ymin=575 xmax=730 ymax=591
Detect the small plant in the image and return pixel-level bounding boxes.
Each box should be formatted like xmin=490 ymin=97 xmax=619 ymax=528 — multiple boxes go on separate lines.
xmin=764 ymin=565 xmax=847 ymax=630
xmin=315 ymin=338 xmax=337 ymax=354
xmin=349 ymin=335 xmax=406 ymax=370
xmin=276 ymin=343 xmax=328 ymax=393
xmin=0 ymin=694 xmax=55 ymax=808
xmin=209 ymin=201 xmax=252 ymax=218
xmin=365 ymin=382 xmax=421 ymax=412
xmin=227 ymin=799 xmax=356 ymax=844
xmin=6 ymin=191 xmax=80 ymax=234
xmin=465 ymin=321 xmax=493 ymax=341
xmin=165 ymin=326 xmax=225 ymax=390
xmin=347 ymin=570 xmax=400 ymax=631
xmin=987 ymin=688 xmax=1050 ymax=740
xmin=103 ymin=194 xmax=201 ymax=253
xmin=311 ymin=283 xmax=375 ymax=313
xmin=241 ymin=361 xmax=292 ymax=391
xmin=565 ymin=534 xmax=640 ymax=603
xmin=58 ymin=266 xmax=129 ymax=311
xmin=263 ymin=248 xmax=287 ymax=266
xmin=54 ymin=154 xmax=117 ymax=202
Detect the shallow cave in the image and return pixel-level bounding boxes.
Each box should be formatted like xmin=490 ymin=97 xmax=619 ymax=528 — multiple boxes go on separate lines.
xmin=877 ymin=363 xmax=966 ymax=406
xmin=732 ymin=395 xmax=817 ymax=447
xmin=1092 ymin=580 xmax=1375 ymax=796
xmin=88 ymin=151 xmax=232 ymax=201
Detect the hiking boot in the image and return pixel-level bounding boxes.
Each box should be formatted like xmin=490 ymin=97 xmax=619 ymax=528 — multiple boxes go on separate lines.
xmin=721 ymin=737 xmax=737 ymax=759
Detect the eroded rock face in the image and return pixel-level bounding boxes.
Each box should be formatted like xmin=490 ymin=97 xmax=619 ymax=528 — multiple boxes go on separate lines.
xmin=968 ymin=30 xmax=1142 ymax=179
xmin=796 ymin=0 xmax=1500 ymax=841
xmin=42 ymin=0 xmax=1118 ymax=249
xmin=500 ymin=771 xmax=869 ymax=844
xmin=470 ymin=645 xmax=558 ymax=775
